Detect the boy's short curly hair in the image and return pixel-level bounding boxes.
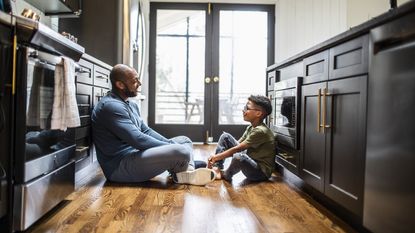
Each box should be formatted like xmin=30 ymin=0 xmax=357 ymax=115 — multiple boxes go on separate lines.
xmin=248 ymin=95 xmax=272 ymax=117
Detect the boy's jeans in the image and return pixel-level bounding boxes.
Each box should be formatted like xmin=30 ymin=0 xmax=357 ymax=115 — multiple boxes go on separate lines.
xmin=215 ymin=132 xmax=268 ymax=181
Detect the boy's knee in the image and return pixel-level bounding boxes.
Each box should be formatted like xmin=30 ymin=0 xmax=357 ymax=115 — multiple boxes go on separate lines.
xmin=232 ymin=153 xmax=248 ymax=162
xmin=219 ymin=132 xmax=232 ymax=141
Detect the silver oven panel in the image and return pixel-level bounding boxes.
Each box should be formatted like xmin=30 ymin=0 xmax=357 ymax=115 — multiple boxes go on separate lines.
xmin=13 ymin=161 xmax=75 ymax=231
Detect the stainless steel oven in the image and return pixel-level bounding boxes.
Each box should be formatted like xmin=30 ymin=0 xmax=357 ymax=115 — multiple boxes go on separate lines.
xmin=11 ymin=47 xmax=76 ymax=231
xmin=272 ymin=77 xmax=302 ymax=175
xmin=0 ymin=12 xmax=84 ymax=232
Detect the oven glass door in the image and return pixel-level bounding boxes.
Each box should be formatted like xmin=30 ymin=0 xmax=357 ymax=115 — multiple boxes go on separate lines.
xmin=274 ymin=89 xmax=296 ymax=136
xmin=24 ymin=59 xmax=74 ymax=161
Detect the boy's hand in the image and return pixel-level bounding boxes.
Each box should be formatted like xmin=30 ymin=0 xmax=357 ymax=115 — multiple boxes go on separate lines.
xmin=207 ymin=155 xmax=216 ymax=168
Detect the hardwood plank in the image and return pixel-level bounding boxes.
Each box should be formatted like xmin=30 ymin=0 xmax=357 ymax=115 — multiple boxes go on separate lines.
xmin=27 ymin=144 xmax=354 ymax=233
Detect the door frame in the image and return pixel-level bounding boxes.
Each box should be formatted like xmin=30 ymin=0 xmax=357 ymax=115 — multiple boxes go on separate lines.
xmin=148 ymin=2 xmax=274 ymax=142
xmin=210 ymin=3 xmax=275 ymax=140
xmin=148 ymin=2 xmax=211 ymax=142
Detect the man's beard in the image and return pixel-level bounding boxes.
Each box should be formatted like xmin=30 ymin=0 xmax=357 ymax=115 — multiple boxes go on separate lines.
xmin=123 ymin=87 xmax=137 ymax=98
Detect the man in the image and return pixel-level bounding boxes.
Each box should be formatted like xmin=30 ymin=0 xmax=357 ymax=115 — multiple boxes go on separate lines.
xmin=91 ymin=64 xmax=215 ymax=185
xmin=208 ymin=95 xmax=275 ymax=182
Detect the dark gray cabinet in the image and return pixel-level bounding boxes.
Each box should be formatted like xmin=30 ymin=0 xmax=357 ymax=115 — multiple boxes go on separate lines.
xmin=74 ymin=55 xmax=111 ymax=188
xmin=301 ymin=75 xmax=367 ymax=217
xmin=300 ymin=35 xmax=368 ymax=217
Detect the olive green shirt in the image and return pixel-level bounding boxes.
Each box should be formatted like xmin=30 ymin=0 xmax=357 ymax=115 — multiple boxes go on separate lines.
xmin=239 ymin=123 xmax=276 ymax=177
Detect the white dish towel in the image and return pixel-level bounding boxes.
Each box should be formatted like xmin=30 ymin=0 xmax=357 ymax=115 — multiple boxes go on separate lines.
xmin=51 ymin=57 xmax=80 ymax=131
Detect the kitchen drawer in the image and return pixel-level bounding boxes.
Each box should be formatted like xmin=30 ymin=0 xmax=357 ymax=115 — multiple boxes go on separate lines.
xmin=76 ymin=59 xmax=93 ymax=85
xmin=303 ymin=50 xmax=329 ymax=84
xmin=77 ymin=105 xmax=90 ymax=117
xmin=76 ymin=83 xmax=92 ymax=118
xmin=75 ymin=145 xmax=90 ymax=162
xmin=76 ymin=83 xmax=93 ymax=97
xmin=94 ymin=65 xmax=110 ymax=88
xmin=13 ymin=161 xmax=75 ymax=231
xmin=93 ymin=86 xmax=109 ymax=106
xmin=280 ymin=61 xmax=303 ymax=80
xmin=75 ymin=126 xmax=90 ymax=140
xmin=329 ymin=34 xmax=368 ymax=80
xmin=79 ymin=115 xmax=90 ymax=126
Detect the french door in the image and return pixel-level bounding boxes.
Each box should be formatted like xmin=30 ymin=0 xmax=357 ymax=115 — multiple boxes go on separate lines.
xmin=149 ymin=3 xmax=274 ymax=142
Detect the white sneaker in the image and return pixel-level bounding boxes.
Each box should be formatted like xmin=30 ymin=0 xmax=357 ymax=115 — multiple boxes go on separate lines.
xmin=174 ymin=168 xmax=216 ymax=186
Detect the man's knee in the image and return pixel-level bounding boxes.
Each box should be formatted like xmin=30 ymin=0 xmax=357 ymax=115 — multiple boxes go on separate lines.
xmin=171 ymin=144 xmax=191 ymax=162
xmin=172 ymin=135 xmax=192 ymax=144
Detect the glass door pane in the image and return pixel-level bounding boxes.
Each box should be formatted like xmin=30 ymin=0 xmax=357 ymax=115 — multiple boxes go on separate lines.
xmin=218 ymin=10 xmax=268 ymax=125
xmin=155 ymin=9 xmax=205 ymax=125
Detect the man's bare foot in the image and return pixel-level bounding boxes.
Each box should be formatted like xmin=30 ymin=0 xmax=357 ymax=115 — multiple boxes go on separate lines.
xmin=212 ymin=167 xmax=222 ymax=180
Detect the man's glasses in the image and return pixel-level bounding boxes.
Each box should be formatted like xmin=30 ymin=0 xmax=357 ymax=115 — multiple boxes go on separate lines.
xmin=243 ymin=105 xmax=261 ymax=112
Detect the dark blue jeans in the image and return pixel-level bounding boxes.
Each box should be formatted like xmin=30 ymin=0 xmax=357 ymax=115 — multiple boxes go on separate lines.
xmin=215 ymin=132 xmax=268 ymax=181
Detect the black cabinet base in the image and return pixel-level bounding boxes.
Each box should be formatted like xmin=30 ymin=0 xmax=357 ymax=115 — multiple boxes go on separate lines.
xmin=275 ymin=164 xmax=369 ymax=233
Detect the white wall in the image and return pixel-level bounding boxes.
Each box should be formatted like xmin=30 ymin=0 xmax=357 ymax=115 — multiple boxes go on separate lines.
xmin=347 ymin=0 xmax=389 ymax=28
xmin=275 ymin=0 xmax=347 ymax=63
xmin=140 ymin=0 xmax=412 ymax=120
xmin=275 ymin=0 xmax=412 ymax=63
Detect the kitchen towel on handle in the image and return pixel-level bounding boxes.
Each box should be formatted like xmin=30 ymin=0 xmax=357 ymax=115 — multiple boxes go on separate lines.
xmin=51 ymin=56 xmax=80 ymax=131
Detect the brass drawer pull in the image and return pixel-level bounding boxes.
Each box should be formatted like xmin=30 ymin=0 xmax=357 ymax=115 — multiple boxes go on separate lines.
xmin=279 ymin=152 xmax=294 ymax=160
xmin=317 ymin=88 xmax=321 ymax=132
xmin=322 ymin=88 xmax=331 ymax=132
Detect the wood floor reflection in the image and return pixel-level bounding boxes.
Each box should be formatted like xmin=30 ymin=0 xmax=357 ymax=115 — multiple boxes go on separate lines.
xmin=27 ymin=144 xmax=355 ymax=233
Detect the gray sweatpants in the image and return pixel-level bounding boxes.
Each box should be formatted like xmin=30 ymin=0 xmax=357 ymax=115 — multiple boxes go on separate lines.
xmin=109 ymin=136 xmax=194 ymax=183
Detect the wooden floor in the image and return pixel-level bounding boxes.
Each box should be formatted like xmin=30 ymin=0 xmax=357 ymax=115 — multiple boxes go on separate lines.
xmin=27 ymin=144 xmax=356 ymax=233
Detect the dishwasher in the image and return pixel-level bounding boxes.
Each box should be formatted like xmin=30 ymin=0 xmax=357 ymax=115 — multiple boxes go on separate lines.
xmin=364 ymin=10 xmax=415 ymax=233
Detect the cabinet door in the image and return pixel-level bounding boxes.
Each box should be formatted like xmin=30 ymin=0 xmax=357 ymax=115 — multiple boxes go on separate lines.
xmin=300 ymin=82 xmax=326 ymax=192
xmin=325 ymin=76 xmax=367 ymax=217
xmin=303 ymin=50 xmax=329 ymax=84
xmin=329 ymin=35 xmax=368 ymax=80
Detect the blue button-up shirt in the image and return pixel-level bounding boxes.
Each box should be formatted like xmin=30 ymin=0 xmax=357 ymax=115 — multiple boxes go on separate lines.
xmin=91 ymin=92 xmax=173 ymax=178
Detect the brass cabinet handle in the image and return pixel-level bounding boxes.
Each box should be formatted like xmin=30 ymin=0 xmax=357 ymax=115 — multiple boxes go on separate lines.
xmin=279 ymin=152 xmax=294 ymax=160
xmin=317 ymin=88 xmax=321 ymax=132
xmin=322 ymin=88 xmax=331 ymax=132
xmin=205 ymin=77 xmax=211 ymax=83
xmin=213 ymin=76 xmax=219 ymax=82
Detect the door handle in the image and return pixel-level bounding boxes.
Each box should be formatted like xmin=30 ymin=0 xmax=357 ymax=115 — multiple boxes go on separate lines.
xmin=322 ymin=88 xmax=331 ymax=132
xmin=317 ymin=88 xmax=321 ymax=133
xmin=213 ymin=76 xmax=219 ymax=83
xmin=205 ymin=77 xmax=211 ymax=83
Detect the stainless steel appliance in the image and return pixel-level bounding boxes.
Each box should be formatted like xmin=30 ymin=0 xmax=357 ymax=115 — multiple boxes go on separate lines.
xmin=272 ymin=77 xmax=302 ymax=175
xmin=364 ymin=11 xmax=415 ymax=233
xmin=0 ymin=10 xmax=15 ymax=226
xmin=12 ymin=48 xmax=76 ymax=231
xmin=0 ymin=11 xmax=84 ymax=232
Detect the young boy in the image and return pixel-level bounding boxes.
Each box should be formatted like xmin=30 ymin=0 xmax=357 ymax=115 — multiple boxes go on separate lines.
xmin=207 ymin=95 xmax=275 ymax=182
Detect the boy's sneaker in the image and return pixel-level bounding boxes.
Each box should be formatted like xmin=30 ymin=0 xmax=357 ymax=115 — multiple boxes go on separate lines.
xmin=173 ymin=168 xmax=215 ymax=186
